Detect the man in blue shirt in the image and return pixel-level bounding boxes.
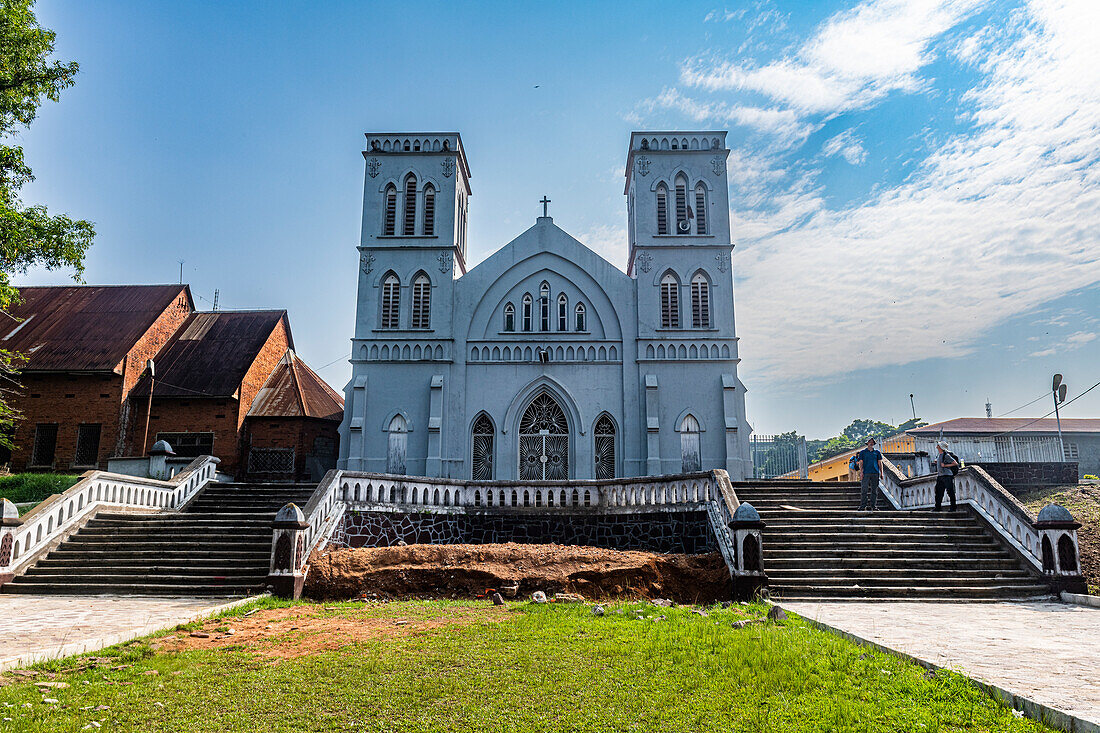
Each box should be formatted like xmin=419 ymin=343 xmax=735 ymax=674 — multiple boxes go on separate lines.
xmin=856 ymin=438 xmax=883 ymax=511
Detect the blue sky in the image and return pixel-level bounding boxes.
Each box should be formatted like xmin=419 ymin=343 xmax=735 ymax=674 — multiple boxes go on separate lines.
xmin=14 ymin=0 xmax=1100 ymax=438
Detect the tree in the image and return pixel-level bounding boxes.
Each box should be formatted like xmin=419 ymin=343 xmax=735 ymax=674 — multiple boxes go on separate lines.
xmin=0 ymin=0 xmax=94 ymax=449
xmin=807 ymin=417 xmax=929 ymax=464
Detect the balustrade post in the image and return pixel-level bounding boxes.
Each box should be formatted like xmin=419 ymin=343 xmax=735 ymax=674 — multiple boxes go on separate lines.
xmin=267 ymin=503 xmax=310 ymax=599
xmin=0 ymin=499 xmax=23 ymax=584
xmin=1035 ymin=504 xmax=1088 ymax=595
xmin=729 ymin=502 xmax=768 ymax=600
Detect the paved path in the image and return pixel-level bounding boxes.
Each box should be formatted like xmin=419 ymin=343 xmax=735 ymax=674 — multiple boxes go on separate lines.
xmin=0 ymin=595 xmax=255 ymax=670
xmin=782 ymin=600 xmax=1100 ymax=731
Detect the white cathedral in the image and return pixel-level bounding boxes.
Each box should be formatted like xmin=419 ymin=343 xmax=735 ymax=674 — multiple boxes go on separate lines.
xmin=337 ymin=131 xmax=753 ymax=481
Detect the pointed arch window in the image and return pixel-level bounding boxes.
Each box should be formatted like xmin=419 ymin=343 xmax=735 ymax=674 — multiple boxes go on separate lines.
xmin=674 ymin=175 xmax=689 ymax=234
xmin=539 ymin=282 xmax=550 ymax=331
xmin=594 ymin=414 xmax=616 ymax=479
xmin=383 ymin=184 xmax=397 ymax=236
xmin=660 ymin=273 xmax=680 ymax=328
xmin=695 ymin=183 xmax=708 ymax=234
xmin=380 ymin=274 xmax=400 ymax=329
xmin=402 ymin=173 xmax=417 ymax=235
xmin=575 ymin=303 xmax=586 ymax=331
xmin=691 ymin=272 xmax=710 ymax=328
xmin=423 ymin=184 xmax=435 ymax=236
xmin=680 ymin=414 xmax=701 ymax=472
xmin=519 ymin=393 xmax=568 ymax=480
xmin=557 ymin=293 xmax=568 ymax=331
xmin=387 ymin=414 xmax=408 ymax=474
xmin=503 ymin=303 xmax=515 ymax=332
xmin=411 ymin=273 xmax=431 ymax=328
xmin=656 ymin=184 xmax=669 ymax=235
xmin=522 ymin=294 xmax=533 ymax=332
xmin=471 ymin=414 xmax=494 ymax=480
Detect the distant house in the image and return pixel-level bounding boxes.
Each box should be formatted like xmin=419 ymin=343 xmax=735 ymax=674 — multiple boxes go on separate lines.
xmin=908 ymin=418 xmax=1099 ymax=480
xmin=1 ymin=285 xmax=341 ymax=478
xmin=801 ymin=434 xmax=925 ymax=482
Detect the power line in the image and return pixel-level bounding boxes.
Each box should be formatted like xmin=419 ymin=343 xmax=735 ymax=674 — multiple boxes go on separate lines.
xmin=317 ymin=352 xmax=352 ymax=371
xmin=996 ymin=391 xmax=1049 ymax=417
xmin=987 ymin=378 xmax=1100 ymax=437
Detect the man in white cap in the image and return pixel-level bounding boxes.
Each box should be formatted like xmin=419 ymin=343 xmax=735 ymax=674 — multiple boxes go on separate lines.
xmin=934 ymin=441 xmax=959 ymax=512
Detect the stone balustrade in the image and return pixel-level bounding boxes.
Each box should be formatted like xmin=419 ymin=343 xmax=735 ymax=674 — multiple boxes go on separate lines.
xmin=878 ymin=459 xmax=1085 ymax=594
xmin=267 ymin=468 xmax=764 ymax=599
xmin=0 ymin=456 xmax=220 ymax=581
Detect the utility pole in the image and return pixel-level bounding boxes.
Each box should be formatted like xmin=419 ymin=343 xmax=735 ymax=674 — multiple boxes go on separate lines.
xmin=178 ymin=260 xmax=185 ymax=285
xmin=985 ymin=399 xmax=992 ymax=418
xmin=1052 ymin=374 xmax=1067 ymax=460
xmin=909 ymin=394 xmax=917 ymax=421
xmin=142 ymin=359 xmax=155 ymax=455
xmin=212 ymin=289 xmax=219 ymax=312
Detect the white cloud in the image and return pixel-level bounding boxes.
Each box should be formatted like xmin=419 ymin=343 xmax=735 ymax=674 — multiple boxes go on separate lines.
xmin=821 ymin=129 xmax=868 ymax=164
xmin=1066 ymin=331 xmax=1097 ymax=345
xmin=637 ymin=88 xmax=817 ymax=148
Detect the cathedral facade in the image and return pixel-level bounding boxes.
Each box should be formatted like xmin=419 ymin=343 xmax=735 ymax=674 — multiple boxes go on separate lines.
xmin=338 ymin=131 xmax=752 ymax=480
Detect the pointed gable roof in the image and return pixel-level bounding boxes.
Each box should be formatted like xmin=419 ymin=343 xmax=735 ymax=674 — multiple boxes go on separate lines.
xmin=3 ymin=285 xmax=191 ymax=372
xmin=246 ymin=351 xmax=343 ymax=421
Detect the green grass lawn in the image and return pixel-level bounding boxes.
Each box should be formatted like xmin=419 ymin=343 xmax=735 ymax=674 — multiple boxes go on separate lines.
xmin=0 ymin=473 xmax=81 ymax=509
xmin=0 ymin=599 xmax=1053 ymax=733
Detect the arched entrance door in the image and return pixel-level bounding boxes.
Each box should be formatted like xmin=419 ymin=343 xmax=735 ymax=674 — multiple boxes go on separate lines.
xmin=519 ymin=393 xmax=569 ymax=480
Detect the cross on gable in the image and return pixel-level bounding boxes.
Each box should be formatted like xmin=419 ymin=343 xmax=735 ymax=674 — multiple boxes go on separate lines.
xmin=540 ymin=196 xmax=551 ymax=217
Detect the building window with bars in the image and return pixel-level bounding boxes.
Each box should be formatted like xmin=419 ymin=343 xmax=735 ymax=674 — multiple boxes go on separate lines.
xmin=74 ymin=423 xmax=101 ymax=467
xmin=411 ymin=273 xmax=431 ymax=328
xmin=423 ymin=184 xmax=435 ymax=236
xmin=656 ymin=184 xmax=669 ymax=235
xmin=380 ymin=274 xmax=400 ymax=329
xmin=248 ymin=447 xmax=295 ymax=475
xmin=1065 ymin=442 xmax=1080 ymax=460
xmin=575 ymin=303 xmax=586 ymax=331
xmin=660 ymin=273 xmax=680 ymax=328
xmin=674 ymin=175 xmax=689 ymax=234
xmin=522 ymin=294 xmax=533 ymax=331
xmin=691 ymin=272 xmax=710 ymax=328
xmin=557 ymin=293 xmax=568 ymax=331
xmin=30 ymin=423 xmax=58 ymax=467
xmin=155 ymin=432 xmax=214 ymax=457
xmin=695 ymin=183 xmax=708 ymax=234
xmin=503 ymin=303 xmax=515 ymax=332
xmin=471 ymin=413 xmax=494 ymax=480
xmin=383 ymin=184 xmax=397 ymax=235
xmin=402 ymin=173 xmax=417 ymax=235
xmin=539 ymin=282 xmax=550 ymax=331
xmin=593 ymin=414 xmax=616 ymax=479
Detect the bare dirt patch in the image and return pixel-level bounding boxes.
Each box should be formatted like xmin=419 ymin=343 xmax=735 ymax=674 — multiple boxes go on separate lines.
xmin=303 ymin=543 xmax=732 ymax=603
xmin=1023 ymin=484 xmax=1100 ymax=592
xmin=153 ymin=604 xmax=507 ymax=660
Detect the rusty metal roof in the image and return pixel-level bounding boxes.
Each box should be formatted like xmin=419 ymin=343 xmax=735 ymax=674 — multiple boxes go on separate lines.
xmin=129 ymin=310 xmax=292 ymax=399
xmin=909 ymin=417 xmax=1100 ymax=435
xmin=247 ymin=351 xmax=343 ymax=420
xmin=3 ymin=285 xmax=191 ymax=372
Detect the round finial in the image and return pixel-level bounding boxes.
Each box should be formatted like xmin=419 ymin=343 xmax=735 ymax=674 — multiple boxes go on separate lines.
xmin=1037 ymin=503 xmax=1075 ymax=523
xmin=274 ymin=502 xmax=306 ymax=525
xmin=149 ymin=439 xmax=175 ymax=456
xmin=733 ymin=502 xmax=761 ymax=523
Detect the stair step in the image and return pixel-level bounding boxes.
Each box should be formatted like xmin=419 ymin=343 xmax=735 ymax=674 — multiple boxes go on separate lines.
xmin=2 ymin=583 xmax=259 ymax=596
xmin=17 ymin=572 xmax=267 ymax=584
xmin=768 ymin=584 xmax=1052 ymax=599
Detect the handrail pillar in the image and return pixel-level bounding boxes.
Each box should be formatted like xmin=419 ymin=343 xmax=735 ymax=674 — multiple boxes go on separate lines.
xmin=1036 ymin=504 xmax=1088 ymax=595
xmin=729 ymin=502 xmax=768 ymax=600
xmin=0 ymin=499 xmax=24 ymax=584
xmin=268 ymin=503 xmax=310 ymax=599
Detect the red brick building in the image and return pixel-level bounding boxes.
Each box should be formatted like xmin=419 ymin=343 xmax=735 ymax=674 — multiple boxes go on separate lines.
xmin=2 ymin=285 xmax=341 ymax=478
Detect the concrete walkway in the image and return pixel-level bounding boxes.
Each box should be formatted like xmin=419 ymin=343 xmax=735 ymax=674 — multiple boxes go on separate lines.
xmin=0 ymin=595 xmax=256 ymax=671
xmin=782 ymin=600 xmax=1100 ymax=732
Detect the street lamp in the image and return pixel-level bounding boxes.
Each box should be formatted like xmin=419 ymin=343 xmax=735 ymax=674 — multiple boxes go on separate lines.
xmin=1052 ymin=374 xmax=1067 ymax=460
xmin=143 ymin=359 xmax=155 ymax=456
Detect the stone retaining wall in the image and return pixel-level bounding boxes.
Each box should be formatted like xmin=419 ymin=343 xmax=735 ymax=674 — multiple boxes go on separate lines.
xmin=330 ymin=509 xmax=716 ymax=554
xmin=975 ymin=462 xmax=1079 ymax=493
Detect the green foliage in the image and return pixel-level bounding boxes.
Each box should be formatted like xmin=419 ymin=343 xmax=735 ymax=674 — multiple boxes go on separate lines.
xmin=0 ymin=0 xmax=94 ymax=450
xmin=0 ymin=471 xmax=80 ymax=504
xmin=806 ymin=417 xmax=929 ymax=464
xmin=0 ymin=600 xmax=1054 ymax=732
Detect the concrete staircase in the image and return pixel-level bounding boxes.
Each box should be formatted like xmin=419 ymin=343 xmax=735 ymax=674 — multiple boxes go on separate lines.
xmin=733 ymin=480 xmax=1051 ymax=600
xmin=2 ymin=483 xmax=315 ymax=596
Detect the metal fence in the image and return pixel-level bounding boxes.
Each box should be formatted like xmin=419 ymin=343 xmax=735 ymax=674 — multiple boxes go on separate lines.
xmin=751 ymin=434 xmax=808 ymax=479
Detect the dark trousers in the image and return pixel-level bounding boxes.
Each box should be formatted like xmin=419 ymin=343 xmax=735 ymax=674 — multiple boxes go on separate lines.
xmin=860 ymin=472 xmax=880 ymax=510
xmin=934 ymin=474 xmax=957 ymax=511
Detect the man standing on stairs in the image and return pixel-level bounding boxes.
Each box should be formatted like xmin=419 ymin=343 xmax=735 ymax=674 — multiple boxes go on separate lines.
xmin=934 ymin=442 xmax=959 ymax=512
xmin=857 ymin=438 xmax=883 ymax=511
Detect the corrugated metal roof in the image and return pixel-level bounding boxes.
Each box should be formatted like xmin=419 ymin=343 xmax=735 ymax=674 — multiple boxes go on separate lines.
xmin=129 ymin=310 xmax=292 ymax=399
xmin=247 ymin=351 xmax=343 ymax=420
xmin=909 ymin=417 xmax=1100 ymax=435
xmin=2 ymin=285 xmax=191 ymax=372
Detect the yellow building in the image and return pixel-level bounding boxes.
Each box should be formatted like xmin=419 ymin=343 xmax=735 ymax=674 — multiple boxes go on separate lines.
xmin=802 ymin=434 xmax=917 ymax=482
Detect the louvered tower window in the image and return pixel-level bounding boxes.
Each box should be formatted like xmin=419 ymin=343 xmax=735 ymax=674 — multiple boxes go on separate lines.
xmin=691 ymin=272 xmax=710 ymax=328
xmin=380 ymin=274 xmax=400 ymax=329
xmin=695 ymin=184 xmax=708 ymax=234
xmin=656 ymin=184 xmax=669 ymax=235
xmin=660 ymin=273 xmax=680 ymax=328
xmin=411 ymin=274 xmax=431 ymax=328
xmin=674 ymin=175 xmax=689 ymax=234
xmin=522 ymin=294 xmax=532 ymax=332
xmin=402 ymin=174 xmax=417 ymax=235
xmin=503 ymin=303 xmax=515 ymax=332
xmin=594 ymin=414 xmax=616 ymax=479
xmin=575 ymin=303 xmax=586 ymax=331
xmin=471 ymin=414 xmax=495 ymax=480
xmin=383 ymin=185 xmax=397 ymax=235
xmin=423 ymin=184 xmax=435 ymax=236
xmin=557 ymin=293 xmax=568 ymax=331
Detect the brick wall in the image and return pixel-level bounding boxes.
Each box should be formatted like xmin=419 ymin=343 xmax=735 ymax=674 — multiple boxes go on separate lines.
xmin=6 ymin=373 xmax=123 ymax=471
xmin=242 ymin=417 xmax=339 ymax=481
xmin=124 ymin=397 xmax=242 ymax=473
xmin=237 ymin=318 xmax=291 ymax=431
